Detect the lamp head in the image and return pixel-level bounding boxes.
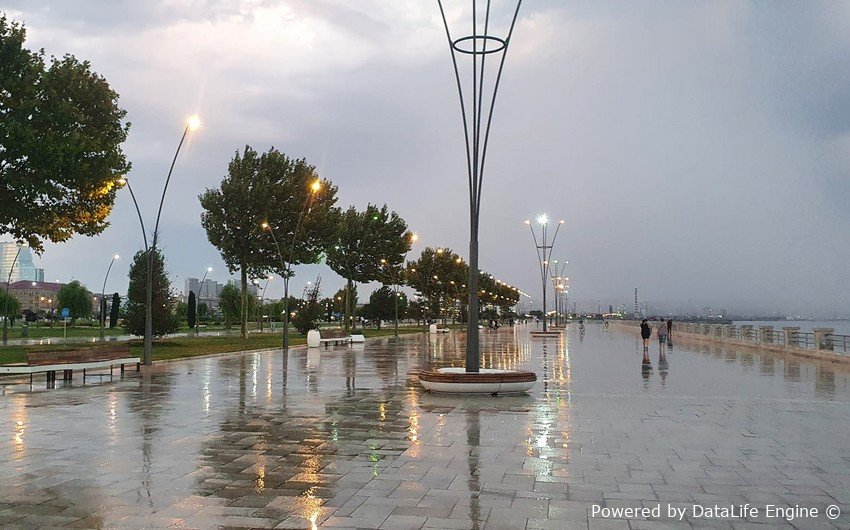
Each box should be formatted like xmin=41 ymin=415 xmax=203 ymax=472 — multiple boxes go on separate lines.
xmin=207 ymin=267 xmax=213 ymax=272
xmin=261 ymin=222 xmax=269 ymax=230
xmin=186 ymin=115 xmax=201 ymax=131
xmin=559 ymin=219 xmax=565 ymax=224
xmin=310 ymin=179 xmax=322 ymax=193
xmin=117 ymin=177 xmax=127 ymax=185
xmin=410 ymin=232 xmax=418 ymax=243
xmin=114 ymin=254 xmax=120 ymax=260
xmin=537 ymin=214 xmax=548 ymax=225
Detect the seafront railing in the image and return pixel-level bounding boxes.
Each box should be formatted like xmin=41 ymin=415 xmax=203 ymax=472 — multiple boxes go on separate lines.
xmin=620 ymin=321 xmax=849 ymax=356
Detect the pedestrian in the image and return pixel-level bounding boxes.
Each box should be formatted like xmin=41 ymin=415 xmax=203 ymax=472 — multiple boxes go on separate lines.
xmin=666 ymin=318 xmax=673 ymax=337
xmin=640 ymin=319 xmax=651 ymax=351
xmin=657 ymin=319 xmax=668 ymax=346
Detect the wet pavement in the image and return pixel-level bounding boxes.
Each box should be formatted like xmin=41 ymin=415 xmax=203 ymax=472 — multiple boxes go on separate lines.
xmin=1 ymin=323 xmax=849 ymax=529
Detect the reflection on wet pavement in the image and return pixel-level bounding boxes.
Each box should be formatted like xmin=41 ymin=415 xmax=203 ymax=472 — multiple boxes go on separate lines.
xmin=1 ymin=324 xmax=849 ymax=528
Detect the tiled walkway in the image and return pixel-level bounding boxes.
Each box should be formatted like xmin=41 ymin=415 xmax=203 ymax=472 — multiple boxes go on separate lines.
xmin=1 ymin=324 xmax=849 ymax=529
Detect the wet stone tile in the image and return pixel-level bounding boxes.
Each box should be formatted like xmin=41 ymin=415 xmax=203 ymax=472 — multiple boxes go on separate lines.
xmin=2 ymin=326 xmax=850 ymax=528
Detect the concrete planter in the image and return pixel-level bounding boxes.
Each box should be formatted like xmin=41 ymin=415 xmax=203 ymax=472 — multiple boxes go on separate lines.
xmin=419 ymin=367 xmax=536 ymax=395
xmin=306 ymin=329 xmax=320 ymax=348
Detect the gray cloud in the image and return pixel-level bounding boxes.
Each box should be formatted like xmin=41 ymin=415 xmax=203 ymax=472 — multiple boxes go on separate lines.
xmin=5 ymin=0 xmax=849 ymax=317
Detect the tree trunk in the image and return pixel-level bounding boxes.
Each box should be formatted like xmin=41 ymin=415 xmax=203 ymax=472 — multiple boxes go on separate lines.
xmin=240 ymin=265 xmax=248 ymax=339
xmin=344 ymin=278 xmax=354 ymax=332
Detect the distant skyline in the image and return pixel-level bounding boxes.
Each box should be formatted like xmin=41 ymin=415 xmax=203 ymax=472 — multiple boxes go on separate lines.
xmin=4 ymin=1 xmax=849 ymax=317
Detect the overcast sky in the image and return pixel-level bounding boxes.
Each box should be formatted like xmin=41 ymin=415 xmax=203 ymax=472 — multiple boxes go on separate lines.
xmin=4 ymin=0 xmax=849 ymax=317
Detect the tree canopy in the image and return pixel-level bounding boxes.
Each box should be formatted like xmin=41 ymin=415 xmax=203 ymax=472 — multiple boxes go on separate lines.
xmin=325 ymin=204 xmax=411 ymax=329
xmin=123 ymin=249 xmax=178 ymax=337
xmin=200 ymin=146 xmax=338 ymax=337
xmin=57 ymin=281 xmax=93 ymax=322
xmin=0 ymin=15 xmax=130 ymax=252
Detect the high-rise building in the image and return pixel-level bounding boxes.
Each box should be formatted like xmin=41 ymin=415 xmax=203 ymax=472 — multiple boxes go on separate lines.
xmin=0 ymin=242 xmax=45 ymax=283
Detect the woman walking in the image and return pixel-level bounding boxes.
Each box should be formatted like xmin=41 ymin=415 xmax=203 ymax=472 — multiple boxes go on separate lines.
xmin=640 ymin=319 xmax=651 ymax=351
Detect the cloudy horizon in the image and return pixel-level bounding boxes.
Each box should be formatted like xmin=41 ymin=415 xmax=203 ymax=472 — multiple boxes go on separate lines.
xmin=3 ymin=0 xmax=849 ymax=318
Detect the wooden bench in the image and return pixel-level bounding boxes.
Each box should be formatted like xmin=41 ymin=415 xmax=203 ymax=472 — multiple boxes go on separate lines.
xmin=319 ymin=330 xmax=353 ymax=347
xmin=0 ymin=345 xmax=140 ymax=388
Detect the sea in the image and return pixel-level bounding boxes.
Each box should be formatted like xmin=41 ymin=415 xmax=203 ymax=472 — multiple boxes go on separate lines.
xmin=732 ymin=320 xmax=850 ymax=337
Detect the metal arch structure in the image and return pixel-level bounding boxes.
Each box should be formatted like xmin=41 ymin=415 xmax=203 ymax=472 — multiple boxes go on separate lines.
xmin=527 ymin=217 xmax=565 ymax=332
xmin=436 ymin=0 xmax=524 ymax=373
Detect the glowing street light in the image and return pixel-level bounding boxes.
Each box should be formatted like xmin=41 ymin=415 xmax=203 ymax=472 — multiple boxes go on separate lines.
xmin=526 ymin=215 xmax=566 ymax=332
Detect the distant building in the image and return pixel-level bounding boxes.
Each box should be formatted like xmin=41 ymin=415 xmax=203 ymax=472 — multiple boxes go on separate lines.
xmin=184 ymin=277 xmax=228 ymax=309
xmin=0 ymin=242 xmax=45 ymax=283
xmin=0 ymin=280 xmax=62 ymax=313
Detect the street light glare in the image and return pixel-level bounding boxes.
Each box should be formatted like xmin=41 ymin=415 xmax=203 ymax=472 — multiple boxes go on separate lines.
xmin=537 ymin=214 xmax=548 ymax=225
xmin=310 ymin=179 xmax=322 ymax=193
xmin=261 ymin=222 xmax=269 ymax=229
xmin=410 ymin=233 xmax=418 ymax=243
xmin=114 ymin=254 xmax=120 ymax=260
xmin=186 ymin=115 xmax=201 ymax=131
xmin=524 ymin=219 xmax=531 ymax=225
xmin=207 ymin=267 xmax=213 ymax=272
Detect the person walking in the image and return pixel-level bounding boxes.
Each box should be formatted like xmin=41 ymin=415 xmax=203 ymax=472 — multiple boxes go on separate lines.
xmin=657 ymin=319 xmax=668 ymax=348
xmin=666 ymin=318 xmax=673 ymax=337
xmin=640 ymin=319 xmax=651 ymax=351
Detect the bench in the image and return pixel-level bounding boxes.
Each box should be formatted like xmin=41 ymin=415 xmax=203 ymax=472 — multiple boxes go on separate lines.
xmin=0 ymin=345 xmax=140 ymax=388
xmin=319 ymin=330 xmax=353 ymax=347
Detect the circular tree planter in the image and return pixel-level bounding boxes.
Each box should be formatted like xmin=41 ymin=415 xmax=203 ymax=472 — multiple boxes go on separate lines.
xmin=419 ymin=367 xmax=536 ymax=395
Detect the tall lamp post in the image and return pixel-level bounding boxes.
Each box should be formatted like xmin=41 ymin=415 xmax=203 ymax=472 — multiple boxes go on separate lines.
xmin=2 ymin=241 xmax=27 ymax=345
xmin=436 ymin=0 xmax=524 ymax=372
xmin=549 ymin=259 xmax=568 ymax=326
xmin=261 ymin=178 xmax=322 ymax=351
xmin=99 ymin=254 xmax=120 ymax=341
xmin=118 ymin=115 xmax=200 ymax=365
xmin=256 ymin=275 xmax=272 ymax=332
xmin=525 ymin=215 xmax=565 ymax=332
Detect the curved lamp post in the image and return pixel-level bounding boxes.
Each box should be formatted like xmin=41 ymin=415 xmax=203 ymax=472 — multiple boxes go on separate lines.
xmin=437 ymin=0 xmax=523 ymax=372
xmin=1 ymin=241 xmax=27 ymax=345
xmin=261 ymin=177 xmax=322 ymax=351
xmin=99 ymin=254 xmax=120 ymax=341
xmin=526 ymin=216 xmax=565 ymax=332
xmin=118 ymin=115 xmax=200 ymax=365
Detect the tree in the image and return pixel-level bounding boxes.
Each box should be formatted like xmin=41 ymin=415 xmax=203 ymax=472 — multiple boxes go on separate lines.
xmin=200 ymin=146 xmax=338 ymax=338
xmin=0 ymin=291 xmax=21 ymax=323
xmin=109 ymin=293 xmax=120 ymax=328
xmin=406 ymin=247 xmax=467 ymax=322
xmin=187 ymin=292 xmax=196 ymax=329
xmin=361 ymin=286 xmax=408 ymax=329
xmin=292 ymin=277 xmax=323 ymax=335
xmin=325 ymin=204 xmax=411 ymax=331
xmin=124 ymin=249 xmax=179 ymax=337
xmin=57 ymin=281 xmax=92 ymax=323
xmin=218 ymin=284 xmax=242 ymax=330
xmin=0 ymin=16 xmax=130 ymax=252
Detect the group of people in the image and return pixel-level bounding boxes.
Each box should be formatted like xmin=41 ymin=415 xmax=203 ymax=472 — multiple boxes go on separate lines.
xmin=640 ymin=318 xmax=672 ymax=349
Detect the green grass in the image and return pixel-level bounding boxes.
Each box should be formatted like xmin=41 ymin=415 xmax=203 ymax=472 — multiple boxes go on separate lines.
xmin=0 ymin=326 xmax=428 ymax=365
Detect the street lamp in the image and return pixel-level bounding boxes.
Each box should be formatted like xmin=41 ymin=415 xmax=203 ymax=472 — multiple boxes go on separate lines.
xmin=261 ymin=177 xmax=322 ymax=351
xmin=526 ymin=216 xmax=565 ymax=332
xmin=549 ymin=259 xmax=568 ymax=326
xmin=117 ymin=115 xmax=200 ymax=365
xmin=1 ymin=241 xmax=27 ymax=345
xmin=436 ymin=0 xmax=524 ymax=372
xmin=99 ymin=254 xmax=119 ymax=341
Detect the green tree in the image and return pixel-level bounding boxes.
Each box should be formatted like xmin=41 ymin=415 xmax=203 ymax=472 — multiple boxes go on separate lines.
xmin=0 ymin=291 xmax=21 ymax=322
xmin=124 ymin=249 xmax=178 ymax=337
xmin=218 ymin=283 xmax=242 ymax=330
xmin=200 ymin=146 xmax=338 ymax=338
xmin=0 ymin=16 xmax=130 ymax=252
xmin=57 ymin=280 xmax=92 ymax=323
xmin=361 ymin=286 xmax=408 ymax=329
xmin=186 ymin=292 xmax=196 ymax=329
xmin=175 ymin=300 xmax=189 ymax=326
xmin=292 ymin=277 xmax=323 ymax=335
xmin=325 ymin=205 xmax=411 ymax=331
xmin=406 ymin=247 xmax=467 ymax=322
xmin=109 ymin=292 xmax=120 ymax=328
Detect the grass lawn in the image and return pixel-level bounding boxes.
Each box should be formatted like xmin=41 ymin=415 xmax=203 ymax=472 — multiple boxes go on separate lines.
xmin=0 ymin=326 xmax=428 ymax=366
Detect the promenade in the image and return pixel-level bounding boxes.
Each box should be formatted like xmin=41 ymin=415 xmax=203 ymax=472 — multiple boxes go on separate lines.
xmin=1 ymin=324 xmax=848 ymax=528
